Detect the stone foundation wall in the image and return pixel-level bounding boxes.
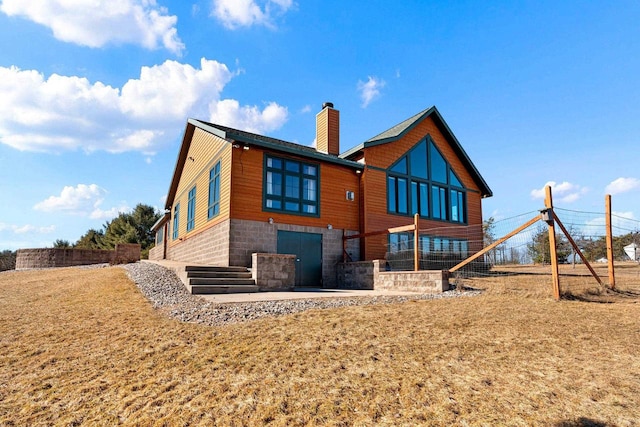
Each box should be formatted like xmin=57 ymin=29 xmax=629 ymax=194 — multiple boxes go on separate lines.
xmin=166 ymin=220 xmax=230 ymax=266
xmin=148 ymin=245 xmax=163 ymax=261
xmin=15 ymin=244 xmax=140 ymax=269
xmin=251 ymin=253 xmax=296 ymax=291
xmin=229 ymin=219 xmax=277 ymax=267
xmin=229 ymin=219 xmax=359 ymax=288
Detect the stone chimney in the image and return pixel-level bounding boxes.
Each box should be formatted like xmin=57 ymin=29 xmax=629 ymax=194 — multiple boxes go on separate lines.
xmin=316 ymin=102 xmax=339 ymax=155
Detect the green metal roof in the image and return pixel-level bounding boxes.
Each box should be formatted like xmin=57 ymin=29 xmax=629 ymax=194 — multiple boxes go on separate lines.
xmin=190 ymin=119 xmax=364 ymax=169
xmin=164 ymin=119 xmax=364 ymax=210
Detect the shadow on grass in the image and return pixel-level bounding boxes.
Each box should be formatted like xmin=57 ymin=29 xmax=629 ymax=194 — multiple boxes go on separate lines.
xmin=562 ymin=286 xmax=640 ymax=303
xmin=555 ymin=417 xmax=610 ymax=427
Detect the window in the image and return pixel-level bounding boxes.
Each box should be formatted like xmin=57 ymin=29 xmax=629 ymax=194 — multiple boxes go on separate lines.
xmin=450 ymin=189 xmax=465 ymax=223
xmin=389 ymin=232 xmax=412 ymax=252
xmin=388 ymin=233 xmax=468 ymax=257
xmin=172 ymin=203 xmax=180 ymax=240
xmin=264 ymin=155 xmax=319 ymax=216
xmin=187 ymin=186 xmax=196 ymax=232
xmin=156 ymin=226 xmax=163 ymax=244
xmin=432 ymin=185 xmax=447 ymax=220
xmin=208 ymin=161 xmax=221 ymax=219
xmin=386 ymin=137 xmax=467 ymax=224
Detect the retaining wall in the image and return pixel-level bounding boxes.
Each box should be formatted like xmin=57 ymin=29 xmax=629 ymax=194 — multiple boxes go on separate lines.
xmin=336 ymin=259 xmax=449 ymax=292
xmin=15 ymin=244 xmax=141 ymax=269
xmin=251 ymin=253 xmax=296 ymax=291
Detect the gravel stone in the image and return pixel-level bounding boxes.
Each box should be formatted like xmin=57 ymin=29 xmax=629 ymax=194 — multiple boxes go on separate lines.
xmin=122 ymin=262 xmax=481 ymax=326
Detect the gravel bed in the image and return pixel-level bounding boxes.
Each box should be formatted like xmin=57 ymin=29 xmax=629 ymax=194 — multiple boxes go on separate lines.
xmin=122 ymin=262 xmax=481 ymax=326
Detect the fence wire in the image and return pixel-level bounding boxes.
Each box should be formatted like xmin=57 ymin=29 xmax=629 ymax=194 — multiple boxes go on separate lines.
xmin=376 ymin=207 xmax=640 ymax=297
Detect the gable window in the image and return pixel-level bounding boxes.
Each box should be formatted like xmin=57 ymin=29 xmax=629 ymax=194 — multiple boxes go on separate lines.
xmin=208 ymin=161 xmax=221 ymax=219
xmin=387 ymin=137 xmax=467 ymax=224
xmin=264 ymin=155 xmax=319 ymax=216
xmin=187 ymin=186 xmax=196 ymax=232
xmin=172 ymin=203 xmax=180 ymax=240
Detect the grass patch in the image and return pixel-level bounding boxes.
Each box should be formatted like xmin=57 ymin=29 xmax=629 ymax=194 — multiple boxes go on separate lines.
xmin=1 ymin=266 xmax=639 ymax=425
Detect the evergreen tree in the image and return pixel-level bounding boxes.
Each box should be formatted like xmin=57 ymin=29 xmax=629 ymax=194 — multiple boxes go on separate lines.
xmin=0 ymin=250 xmax=16 ymax=271
xmin=53 ymin=239 xmax=72 ymax=248
xmin=527 ymin=226 xmax=571 ymax=264
xmin=75 ymin=229 xmax=105 ymax=249
xmin=72 ymin=203 xmax=161 ymax=259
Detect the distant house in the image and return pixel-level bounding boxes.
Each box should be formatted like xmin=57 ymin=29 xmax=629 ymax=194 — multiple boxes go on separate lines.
xmin=150 ymin=103 xmax=492 ymax=287
xmin=624 ymin=243 xmax=639 ymax=261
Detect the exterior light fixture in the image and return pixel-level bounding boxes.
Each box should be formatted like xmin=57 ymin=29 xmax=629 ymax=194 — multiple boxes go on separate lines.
xmin=327 ymin=224 xmax=333 ymax=230
xmin=268 ymin=217 xmax=274 ymax=224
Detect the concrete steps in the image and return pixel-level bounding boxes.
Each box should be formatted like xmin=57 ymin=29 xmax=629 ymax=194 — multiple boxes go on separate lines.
xmin=184 ymin=265 xmax=258 ymax=294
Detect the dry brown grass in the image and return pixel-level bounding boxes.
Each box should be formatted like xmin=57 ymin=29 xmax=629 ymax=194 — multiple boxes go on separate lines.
xmin=1 ymin=266 xmax=639 ymax=426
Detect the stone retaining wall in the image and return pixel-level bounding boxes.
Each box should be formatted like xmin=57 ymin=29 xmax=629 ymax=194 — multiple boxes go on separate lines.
xmin=251 ymin=253 xmax=296 ymax=291
xmin=335 ymin=261 xmax=375 ymax=289
xmin=336 ymin=259 xmax=449 ymax=292
xmin=16 ymin=244 xmax=141 ymax=269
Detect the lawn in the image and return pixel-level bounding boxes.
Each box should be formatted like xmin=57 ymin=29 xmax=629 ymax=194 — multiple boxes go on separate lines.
xmin=1 ymin=265 xmax=639 ymax=426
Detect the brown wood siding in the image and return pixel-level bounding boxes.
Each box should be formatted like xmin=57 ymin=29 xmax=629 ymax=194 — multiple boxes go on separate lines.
xmin=361 ymin=116 xmax=484 ymax=260
xmin=230 ymin=146 xmax=360 ymax=230
xmin=316 ymin=108 xmax=340 ymax=155
xmin=169 ymin=128 xmax=232 ymax=247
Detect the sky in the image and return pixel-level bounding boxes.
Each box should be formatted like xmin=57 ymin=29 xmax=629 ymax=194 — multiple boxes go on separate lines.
xmin=1 ymin=0 xmax=639 ymax=250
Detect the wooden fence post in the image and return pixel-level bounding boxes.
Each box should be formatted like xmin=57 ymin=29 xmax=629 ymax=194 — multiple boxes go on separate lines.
xmin=545 ymin=186 xmax=561 ymax=300
xmin=414 ymin=213 xmax=420 ymax=272
xmin=605 ymin=194 xmax=616 ymax=289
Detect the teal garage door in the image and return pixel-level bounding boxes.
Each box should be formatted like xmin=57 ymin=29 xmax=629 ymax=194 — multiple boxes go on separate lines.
xmin=277 ymin=231 xmax=322 ymax=287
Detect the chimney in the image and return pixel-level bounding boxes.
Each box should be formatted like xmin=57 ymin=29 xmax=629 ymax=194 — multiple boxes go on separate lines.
xmin=316 ymin=102 xmax=340 ymax=155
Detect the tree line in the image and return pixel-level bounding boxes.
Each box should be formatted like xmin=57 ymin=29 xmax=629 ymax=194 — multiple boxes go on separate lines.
xmin=484 ymin=217 xmax=639 ymax=265
xmin=52 ymin=203 xmax=161 ymax=259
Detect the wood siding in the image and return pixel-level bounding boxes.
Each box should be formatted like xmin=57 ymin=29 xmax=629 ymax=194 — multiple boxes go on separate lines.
xmin=229 ymin=146 xmax=360 ymax=231
xmin=361 ymin=115 xmax=484 ymax=260
xmin=169 ymin=128 xmax=232 ymax=248
xmin=316 ymin=107 xmax=340 ymax=155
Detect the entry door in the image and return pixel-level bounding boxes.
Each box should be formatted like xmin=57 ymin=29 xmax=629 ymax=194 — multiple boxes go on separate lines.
xmin=277 ymin=231 xmax=322 ymax=287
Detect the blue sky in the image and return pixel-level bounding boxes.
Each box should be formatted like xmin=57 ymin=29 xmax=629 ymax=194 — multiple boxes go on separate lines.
xmin=1 ymin=0 xmax=639 ymax=250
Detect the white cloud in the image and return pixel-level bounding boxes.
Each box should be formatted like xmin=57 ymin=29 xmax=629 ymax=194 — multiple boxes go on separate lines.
xmin=530 ymin=181 xmax=588 ymax=204
xmin=90 ymin=204 xmax=132 ymax=220
xmin=211 ymin=0 xmax=293 ymax=29
xmin=581 ymin=211 xmax=636 ymax=238
xmin=33 ymin=184 xmax=134 ymax=220
xmin=357 ymin=76 xmax=386 ymax=108
xmin=34 ymin=184 xmax=106 ymax=214
xmin=605 ymin=177 xmax=640 ymax=195
xmin=0 ymin=59 xmax=288 ymax=153
xmin=0 ymin=0 xmax=184 ymax=54
xmin=0 ymin=222 xmax=56 ymax=235
xmin=208 ymin=100 xmax=288 ymax=134
xmin=300 ymin=105 xmax=312 ymax=114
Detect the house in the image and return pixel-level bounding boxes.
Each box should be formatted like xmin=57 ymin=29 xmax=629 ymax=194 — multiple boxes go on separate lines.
xmin=150 ymin=103 xmax=492 ymax=288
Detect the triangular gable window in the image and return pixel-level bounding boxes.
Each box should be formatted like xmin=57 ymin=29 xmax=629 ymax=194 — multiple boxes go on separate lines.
xmin=449 ymin=170 xmax=463 ymax=188
xmin=429 ymin=142 xmax=447 ymax=184
xmin=389 ymin=156 xmax=407 ymax=174
xmin=386 ymin=136 xmax=467 ymax=224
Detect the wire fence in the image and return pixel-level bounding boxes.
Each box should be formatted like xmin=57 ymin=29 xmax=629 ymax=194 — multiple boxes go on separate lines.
xmin=377 ymin=205 xmax=640 ymax=298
